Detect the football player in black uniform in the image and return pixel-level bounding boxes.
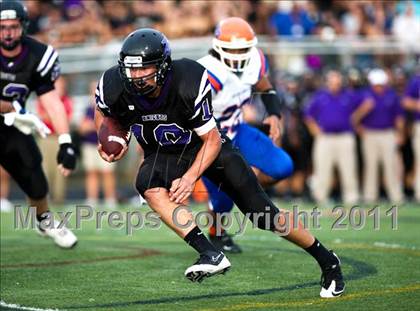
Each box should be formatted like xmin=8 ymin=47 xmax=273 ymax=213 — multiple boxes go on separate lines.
xmin=94 ymin=28 xmax=345 ymax=298
xmin=0 ymin=0 xmax=77 ymax=248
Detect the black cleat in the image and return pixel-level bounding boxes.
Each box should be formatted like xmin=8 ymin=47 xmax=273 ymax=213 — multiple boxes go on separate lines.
xmin=209 ymin=231 xmax=242 ymax=253
xmin=320 ymin=251 xmax=345 ymax=298
xmin=185 ymin=251 xmax=231 ymax=283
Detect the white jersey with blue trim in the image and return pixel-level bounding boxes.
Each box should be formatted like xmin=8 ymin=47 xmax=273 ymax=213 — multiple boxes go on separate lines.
xmin=197 ymin=47 xmax=267 ymax=139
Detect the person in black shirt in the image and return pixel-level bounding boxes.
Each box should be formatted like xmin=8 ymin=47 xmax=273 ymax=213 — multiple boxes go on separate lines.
xmin=1 ymin=0 xmax=77 ymax=248
xmin=94 ymin=28 xmax=344 ymax=297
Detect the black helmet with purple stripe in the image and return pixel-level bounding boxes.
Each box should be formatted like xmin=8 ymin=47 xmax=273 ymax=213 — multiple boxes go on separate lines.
xmin=118 ymin=28 xmax=172 ymax=96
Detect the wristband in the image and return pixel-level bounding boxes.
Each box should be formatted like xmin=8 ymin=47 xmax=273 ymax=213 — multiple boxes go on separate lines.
xmin=260 ymin=89 xmax=282 ymax=117
xmin=58 ymin=133 xmax=72 ymax=144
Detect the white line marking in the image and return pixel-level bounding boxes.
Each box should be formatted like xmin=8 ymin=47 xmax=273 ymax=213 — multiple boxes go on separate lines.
xmin=0 ymin=301 xmax=61 ymax=311
xmin=373 ymin=242 xmax=417 ymax=250
xmin=332 ymin=239 xmax=417 ymax=250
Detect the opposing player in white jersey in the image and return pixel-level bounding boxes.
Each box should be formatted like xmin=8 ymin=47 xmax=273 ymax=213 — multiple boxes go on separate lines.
xmin=197 ymin=17 xmax=293 ymax=253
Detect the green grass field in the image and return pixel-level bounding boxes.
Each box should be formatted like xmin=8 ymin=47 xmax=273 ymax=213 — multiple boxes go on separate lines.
xmin=1 ymin=201 xmax=420 ymax=311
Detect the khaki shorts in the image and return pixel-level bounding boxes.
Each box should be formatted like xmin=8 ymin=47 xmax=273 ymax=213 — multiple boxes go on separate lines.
xmin=82 ymin=144 xmax=115 ymax=172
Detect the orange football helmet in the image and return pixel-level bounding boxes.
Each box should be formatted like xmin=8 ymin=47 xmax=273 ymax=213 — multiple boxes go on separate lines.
xmin=213 ymin=17 xmax=257 ymax=72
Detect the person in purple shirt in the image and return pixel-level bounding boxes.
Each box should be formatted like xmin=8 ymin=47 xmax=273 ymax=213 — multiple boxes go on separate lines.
xmin=304 ymin=70 xmax=359 ymax=204
xmin=403 ymin=73 xmax=420 ymax=201
xmin=352 ymin=68 xmax=404 ymax=203
xmin=78 ymin=81 xmax=116 ymax=208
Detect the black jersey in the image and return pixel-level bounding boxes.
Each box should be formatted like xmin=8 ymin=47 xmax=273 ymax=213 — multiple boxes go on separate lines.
xmin=0 ymin=36 xmax=60 ymax=108
xmin=96 ymin=58 xmax=216 ymax=157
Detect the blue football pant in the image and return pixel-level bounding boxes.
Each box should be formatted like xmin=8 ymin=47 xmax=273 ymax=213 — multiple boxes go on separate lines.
xmin=203 ymin=123 xmax=293 ymax=213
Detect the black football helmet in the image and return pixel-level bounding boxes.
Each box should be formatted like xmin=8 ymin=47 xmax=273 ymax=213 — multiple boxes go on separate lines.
xmin=0 ymin=0 xmax=29 ymax=50
xmin=118 ymin=28 xmax=172 ymax=96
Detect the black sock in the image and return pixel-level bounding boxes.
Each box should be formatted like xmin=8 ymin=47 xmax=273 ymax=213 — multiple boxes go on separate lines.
xmin=36 ymin=211 xmax=50 ymax=223
xmin=184 ymin=226 xmax=218 ymax=254
xmin=304 ymin=238 xmax=338 ymax=270
xmin=36 ymin=211 xmax=51 ymax=231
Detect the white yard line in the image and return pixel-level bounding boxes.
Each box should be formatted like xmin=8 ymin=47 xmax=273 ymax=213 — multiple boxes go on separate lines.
xmin=0 ymin=301 xmax=61 ymax=311
xmin=332 ymin=238 xmax=417 ymax=250
xmin=373 ymin=242 xmax=417 ymax=250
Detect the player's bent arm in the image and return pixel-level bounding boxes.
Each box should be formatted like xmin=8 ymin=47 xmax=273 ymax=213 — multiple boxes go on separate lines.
xmin=254 ymin=75 xmax=272 ymax=92
xmin=0 ymin=100 xmax=14 ymax=113
xmin=39 ymin=89 xmax=77 ymax=174
xmin=169 ymin=126 xmax=221 ymax=204
xmin=185 ymin=126 xmax=222 ymax=182
xmin=38 ymin=89 xmax=70 ymax=135
xmin=254 ymin=76 xmax=283 ymax=144
xmin=254 ymin=75 xmax=282 ymax=117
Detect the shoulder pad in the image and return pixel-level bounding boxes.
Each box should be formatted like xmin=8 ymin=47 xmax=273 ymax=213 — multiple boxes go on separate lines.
xmin=242 ymin=47 xmax=268 ymax=85
xmin=25 ymin=37 xmax=59 ymax=78
xmin=96 ymin=66 xmax=123 ymax=114
xmin=197 ymin=55 xmax=228 ymax=92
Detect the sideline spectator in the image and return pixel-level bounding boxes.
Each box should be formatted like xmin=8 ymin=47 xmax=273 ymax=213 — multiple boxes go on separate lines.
xmin=352 ymin=68 xmax=405 ymax=203
xmin=304 ymin=70 xmax=360 ymax=204
xmin=403 ymin=73 xmax=420 ymax=202
xmin=78 ymin=82 xmax=117 ymax=208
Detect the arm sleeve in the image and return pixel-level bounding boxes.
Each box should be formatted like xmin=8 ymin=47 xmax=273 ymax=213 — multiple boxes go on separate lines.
xmin=34 ymin=46 xmax=60 ymax=96
xmin=187 ymin=69 xmax=217 ymax=136
xmin=95 ymin=73 xmax=111 ymax=116
xmin=260 ymin=89 xmax=282 ymax=117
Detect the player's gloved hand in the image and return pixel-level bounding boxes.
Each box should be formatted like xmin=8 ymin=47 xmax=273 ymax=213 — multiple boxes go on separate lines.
xmin=3 ymin=101 xmax=51 ymax=138
xmin=57 ymin=134 xmax=77 ymax=175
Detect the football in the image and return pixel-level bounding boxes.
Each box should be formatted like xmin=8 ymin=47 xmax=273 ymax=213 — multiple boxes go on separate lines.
xmin=98 ymin=117 xmax=131 ymax=156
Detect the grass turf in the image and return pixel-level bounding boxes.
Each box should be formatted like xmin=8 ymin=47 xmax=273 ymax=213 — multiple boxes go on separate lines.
xmin=1 ymin=201 xmax=419 ymax=311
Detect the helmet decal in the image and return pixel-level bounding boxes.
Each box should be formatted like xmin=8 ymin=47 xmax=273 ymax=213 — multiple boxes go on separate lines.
xmin=1 ymin=10 xmax=18 ymax=20
xmin=123 ymin=56 xmax=144 ymax=67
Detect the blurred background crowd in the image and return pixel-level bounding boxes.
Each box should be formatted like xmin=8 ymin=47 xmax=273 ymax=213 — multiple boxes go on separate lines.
xmin=1 ymin=0 xmax=419 ymax=209
xmin=26 ymin=0 xmax=420 ymax=45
